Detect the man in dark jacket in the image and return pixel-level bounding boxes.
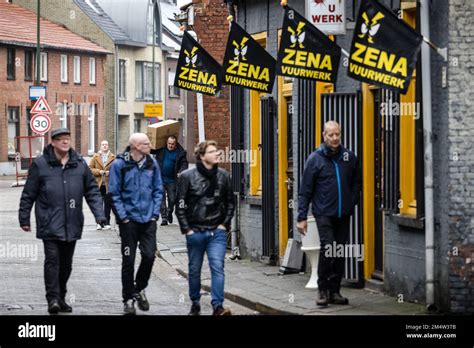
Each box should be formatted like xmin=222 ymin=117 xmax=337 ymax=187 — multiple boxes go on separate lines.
xmin=176 ymin=140 xmax=235 ymax=316
xmin=297 ymin=121 xmax=362 ymax=307
xmin=151 ymin=135 xmax=188 ymax=226
xmin=19 ymin=128 xmax=106 ymax=314
xmin=109 ymin=133 xmax=163 ymax=315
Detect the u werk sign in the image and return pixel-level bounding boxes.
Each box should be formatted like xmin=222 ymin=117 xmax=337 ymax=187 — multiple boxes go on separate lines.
xmin=348 ymin=0 xmax=423 ymax=94
xmin=277 ymin=5 xmax=341 ymax=84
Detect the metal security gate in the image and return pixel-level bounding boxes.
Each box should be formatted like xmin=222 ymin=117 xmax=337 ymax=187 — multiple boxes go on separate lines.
xmin=297 ymin=80 xmax=316 ymax=184
xmin=321 ymin=92 xmax=364 ymax=286
xmin=230 ymin=86 xmax=244 ymax=195
xmin=261 ymin=96 xmax=276 ymax=262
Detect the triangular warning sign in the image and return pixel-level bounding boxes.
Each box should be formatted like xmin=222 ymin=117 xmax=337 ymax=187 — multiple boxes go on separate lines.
xmin=31 ymin=96 xmax=52 ymax=114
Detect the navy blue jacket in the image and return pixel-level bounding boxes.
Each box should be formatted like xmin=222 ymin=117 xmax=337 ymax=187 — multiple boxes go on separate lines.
xmin=109 ymin=148 xmax=163 ymax=224
xmin=297 ymin=143 xmax=362 ymax=221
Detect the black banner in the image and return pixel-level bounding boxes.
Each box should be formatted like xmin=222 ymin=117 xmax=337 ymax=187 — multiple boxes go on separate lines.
xmin=348 ymin=0 xmax=423 ymax=94
xmin=277 ymin=5 xmax=341 ymax=84
xmin=222 ymin=21 xmax=276 ymax=93
xmin=174 ymin=31 xmax=223 ymax=96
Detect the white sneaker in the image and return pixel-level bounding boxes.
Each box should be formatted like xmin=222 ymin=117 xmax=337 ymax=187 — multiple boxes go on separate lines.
xmin=104 ymin=225 xmax=111 ymax=230
xmin=96 ymin=224 xmax=102 ymax=230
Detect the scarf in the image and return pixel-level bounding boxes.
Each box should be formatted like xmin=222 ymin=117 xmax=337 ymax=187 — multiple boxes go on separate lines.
xmin=196 ymin=160 xmax=218 ymax=198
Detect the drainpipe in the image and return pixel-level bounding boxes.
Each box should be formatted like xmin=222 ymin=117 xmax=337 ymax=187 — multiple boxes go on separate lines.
xmin=420 ymin=0 xmax=435 ymax=311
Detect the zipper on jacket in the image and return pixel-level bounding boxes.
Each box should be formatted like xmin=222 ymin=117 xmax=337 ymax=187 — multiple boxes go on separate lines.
xmin=332 ymin=159 xmax=342 ymax=218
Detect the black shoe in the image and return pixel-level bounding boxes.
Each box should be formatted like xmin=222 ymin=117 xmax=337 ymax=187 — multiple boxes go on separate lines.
xmin=58 ymin=298 xmax=73 ymax=313
xmin=316 ymin=290 xmax=329 ymax=307
xmin=167 ymin=213 xmax=173 ymax=224
xmin=134 ymin=290 xmax=149 ymax=311
xmin=123 ymin=299 xmax=136 ymax=315
xmin=48 ymin=300 xmax=60 ymax=314
xmin=329 ymin=292 xmax=349 ymax=305
xmin=212 ymin=305 xmax=232 ymax=316
xmin=161 ymin=219 xmax=168 ymax=226
xmin=188 ymin=303 xmax=201 ymax=316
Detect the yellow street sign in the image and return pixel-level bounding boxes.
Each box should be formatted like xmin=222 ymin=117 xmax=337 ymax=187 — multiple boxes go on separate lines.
xmin=144 ymin=103 xmax=163 ymax=118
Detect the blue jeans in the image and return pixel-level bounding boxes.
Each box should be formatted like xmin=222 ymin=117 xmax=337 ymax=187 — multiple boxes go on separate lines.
xmin=186 ymin=228 xmax=227 ymax=309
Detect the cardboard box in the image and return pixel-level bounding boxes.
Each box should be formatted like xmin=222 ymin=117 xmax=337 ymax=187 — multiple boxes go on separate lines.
xmin=147 ymin=120 xmax=181 ymax=149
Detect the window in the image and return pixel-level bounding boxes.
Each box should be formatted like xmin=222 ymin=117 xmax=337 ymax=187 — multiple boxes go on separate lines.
xmin=135 ymin=62 xmax=160 ymax=101
xmin=40 ymin=52 xmax=48 ymax=81
xmin=119 ymin=59 xmax=126 ymax=99
xmin=147 ymin=2 xmax=160 ymax=45
xmin=7 ymin=48 xmax=15 ymax=80
xmin=168 ymin=70 xmax=180 ymax=97
xmin=89 ymin=57 xmax=96 ymax=85
xmin=60 ymin=103 xmax=68 ymax=129
xmin=134 ymin=118 xmax=141 ymax=133
xmin=24 ymin=50 xmax=33 ymax=81
xmin=61 ymin=55 xmax=68 ymax=82
xmin=7 ymin=108 xmax=19 ymax=159
xmin=74 ymin=56 xmax=81 ymax=83
xmin=88 ymin=104 xmax=95 ymax=155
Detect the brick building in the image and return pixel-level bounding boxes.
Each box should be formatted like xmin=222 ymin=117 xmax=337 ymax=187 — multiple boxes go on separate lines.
xmin=178 ymin=0 xmax=232 ymax=166
xmin=0 ymin=2 xmax=109 ymax=175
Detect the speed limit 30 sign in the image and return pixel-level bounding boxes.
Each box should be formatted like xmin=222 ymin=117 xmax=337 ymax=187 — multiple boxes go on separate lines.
xmin=30 ymin=113 xmax=52 ymax=135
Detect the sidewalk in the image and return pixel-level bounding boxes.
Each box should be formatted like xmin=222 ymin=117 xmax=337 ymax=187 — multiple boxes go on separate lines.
xmin=157 ymin=221 xmax=429 ymax=315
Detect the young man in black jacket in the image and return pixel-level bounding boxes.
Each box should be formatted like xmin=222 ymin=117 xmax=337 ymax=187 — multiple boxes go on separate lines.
xmin=152 ymin=135 xmax=188 ymax=226
xmin=176 ymin=140 xmax=234 ymax=316
xmin=297 ymin=121 xmax=362 ymax=307
xmin=19 ymin=128 xmax=106 ymax=314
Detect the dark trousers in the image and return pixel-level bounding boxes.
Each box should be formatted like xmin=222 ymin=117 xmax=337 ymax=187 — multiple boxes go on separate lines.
xmin=43 ymin=240 xmax=76 ymax=303
xmin=160 ymin=182 xmax=176 ymax=220
xmin=100 ymin=185 xmax=111 ymax=225
xmin=316 ymin=215 xmax=351 ymax=293
xmin=119 ymin=221 xmax=157 ymax=301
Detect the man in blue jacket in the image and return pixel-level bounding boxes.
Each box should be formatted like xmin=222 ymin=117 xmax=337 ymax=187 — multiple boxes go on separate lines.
xmin=297 ymin=121 xmax=362 ymax=307
xmin=109 ymin=133 xmax=163 ymax=315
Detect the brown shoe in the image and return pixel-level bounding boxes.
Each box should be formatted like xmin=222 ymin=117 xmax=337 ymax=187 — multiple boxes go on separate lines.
xmin=316 ymin=290 xmax=329 ymax=307
xmin=329 ymin=292 xmax=349 ymax=305
xmin=213 ymin=306 xmax=232 ymax=316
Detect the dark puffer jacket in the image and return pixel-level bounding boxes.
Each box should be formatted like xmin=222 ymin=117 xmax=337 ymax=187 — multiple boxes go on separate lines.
xmin=18 ymin=145 xmax=105 ymax=241
xmin=151 ymin=143 xmax=188 ymax=179
xmin=176 ymin=167 xmax=234 ymax=234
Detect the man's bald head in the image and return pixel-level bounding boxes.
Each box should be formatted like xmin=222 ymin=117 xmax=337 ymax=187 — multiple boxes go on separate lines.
xmin=323 ymin=121 xmax=342 ymax=151
xmin=129 ymin=133 xmax=152 ymax=156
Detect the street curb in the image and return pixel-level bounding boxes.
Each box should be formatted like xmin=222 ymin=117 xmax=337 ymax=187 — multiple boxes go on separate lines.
xmin=173 ymin=263 xmax=297 ymax=316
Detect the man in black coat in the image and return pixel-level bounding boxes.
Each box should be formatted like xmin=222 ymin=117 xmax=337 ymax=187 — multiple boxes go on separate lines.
xmin=151 ymin=135 xmax=188 ymax=225
xmin=19 ymin=128 xmax=106 ymax=314
xmin=297 ymin=121 xmax=362 ymax=307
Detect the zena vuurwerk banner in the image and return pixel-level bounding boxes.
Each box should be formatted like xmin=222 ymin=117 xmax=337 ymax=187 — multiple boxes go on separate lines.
xmin=277 ymin=5 xmax=341 ymax=84
xmin=174 ymin=31 xmax=223 ymax=96
xmin=222 ymin=21 xmax=276 ymax=93
xmin=348 ymin=0 xmax=423 ymax=94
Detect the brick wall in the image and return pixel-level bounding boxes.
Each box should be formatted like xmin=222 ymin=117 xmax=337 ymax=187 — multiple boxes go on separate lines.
xmin=447 ymin=0 xmax=474 ymax=313
xmin=0 ymin=46 xmax=106 ymax=166
xmin=192 ymin=0 xmax=231 ymax=170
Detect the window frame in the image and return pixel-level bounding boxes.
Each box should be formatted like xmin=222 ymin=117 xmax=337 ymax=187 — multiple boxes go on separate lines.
xmin=135 ymin=61 xmax=161 ymax=101
xmin=24 ymin=50 xmax=34 ymax=81
xmin=119 ymin=59 xmax=127 ymax=100
xmin=73 ymin=56 xmax=81 ymax=84
xmin=7 ymin=48 xmax=16 ymax=80
xmin=60 ymin=54 xmax=68 ymax=83
xmin=89 ymin=57 xmax=96 ymax=85
xmin=40 ymin=52 xmax=48 ymax=82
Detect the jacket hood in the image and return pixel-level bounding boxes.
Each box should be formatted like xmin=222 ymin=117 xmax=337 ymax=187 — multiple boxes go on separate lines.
xmin=116 ymin=146 xmax=155 ymax=169
xmin=318 ymin=143 xmax=347 ymax=158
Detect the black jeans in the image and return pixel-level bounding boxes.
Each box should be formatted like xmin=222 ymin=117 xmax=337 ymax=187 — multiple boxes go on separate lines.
xmin=160 ymin=182 xmax=176 ymax=220
xmin=100 ymin=185 xmax=112 ymax=225
xmin=315 ymin=215 xmax=351 ymax=293
xmin=119 ymin=220 xmax=157 ymax=301
xmin=43 ymin=240 xmax=76 ymax=303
